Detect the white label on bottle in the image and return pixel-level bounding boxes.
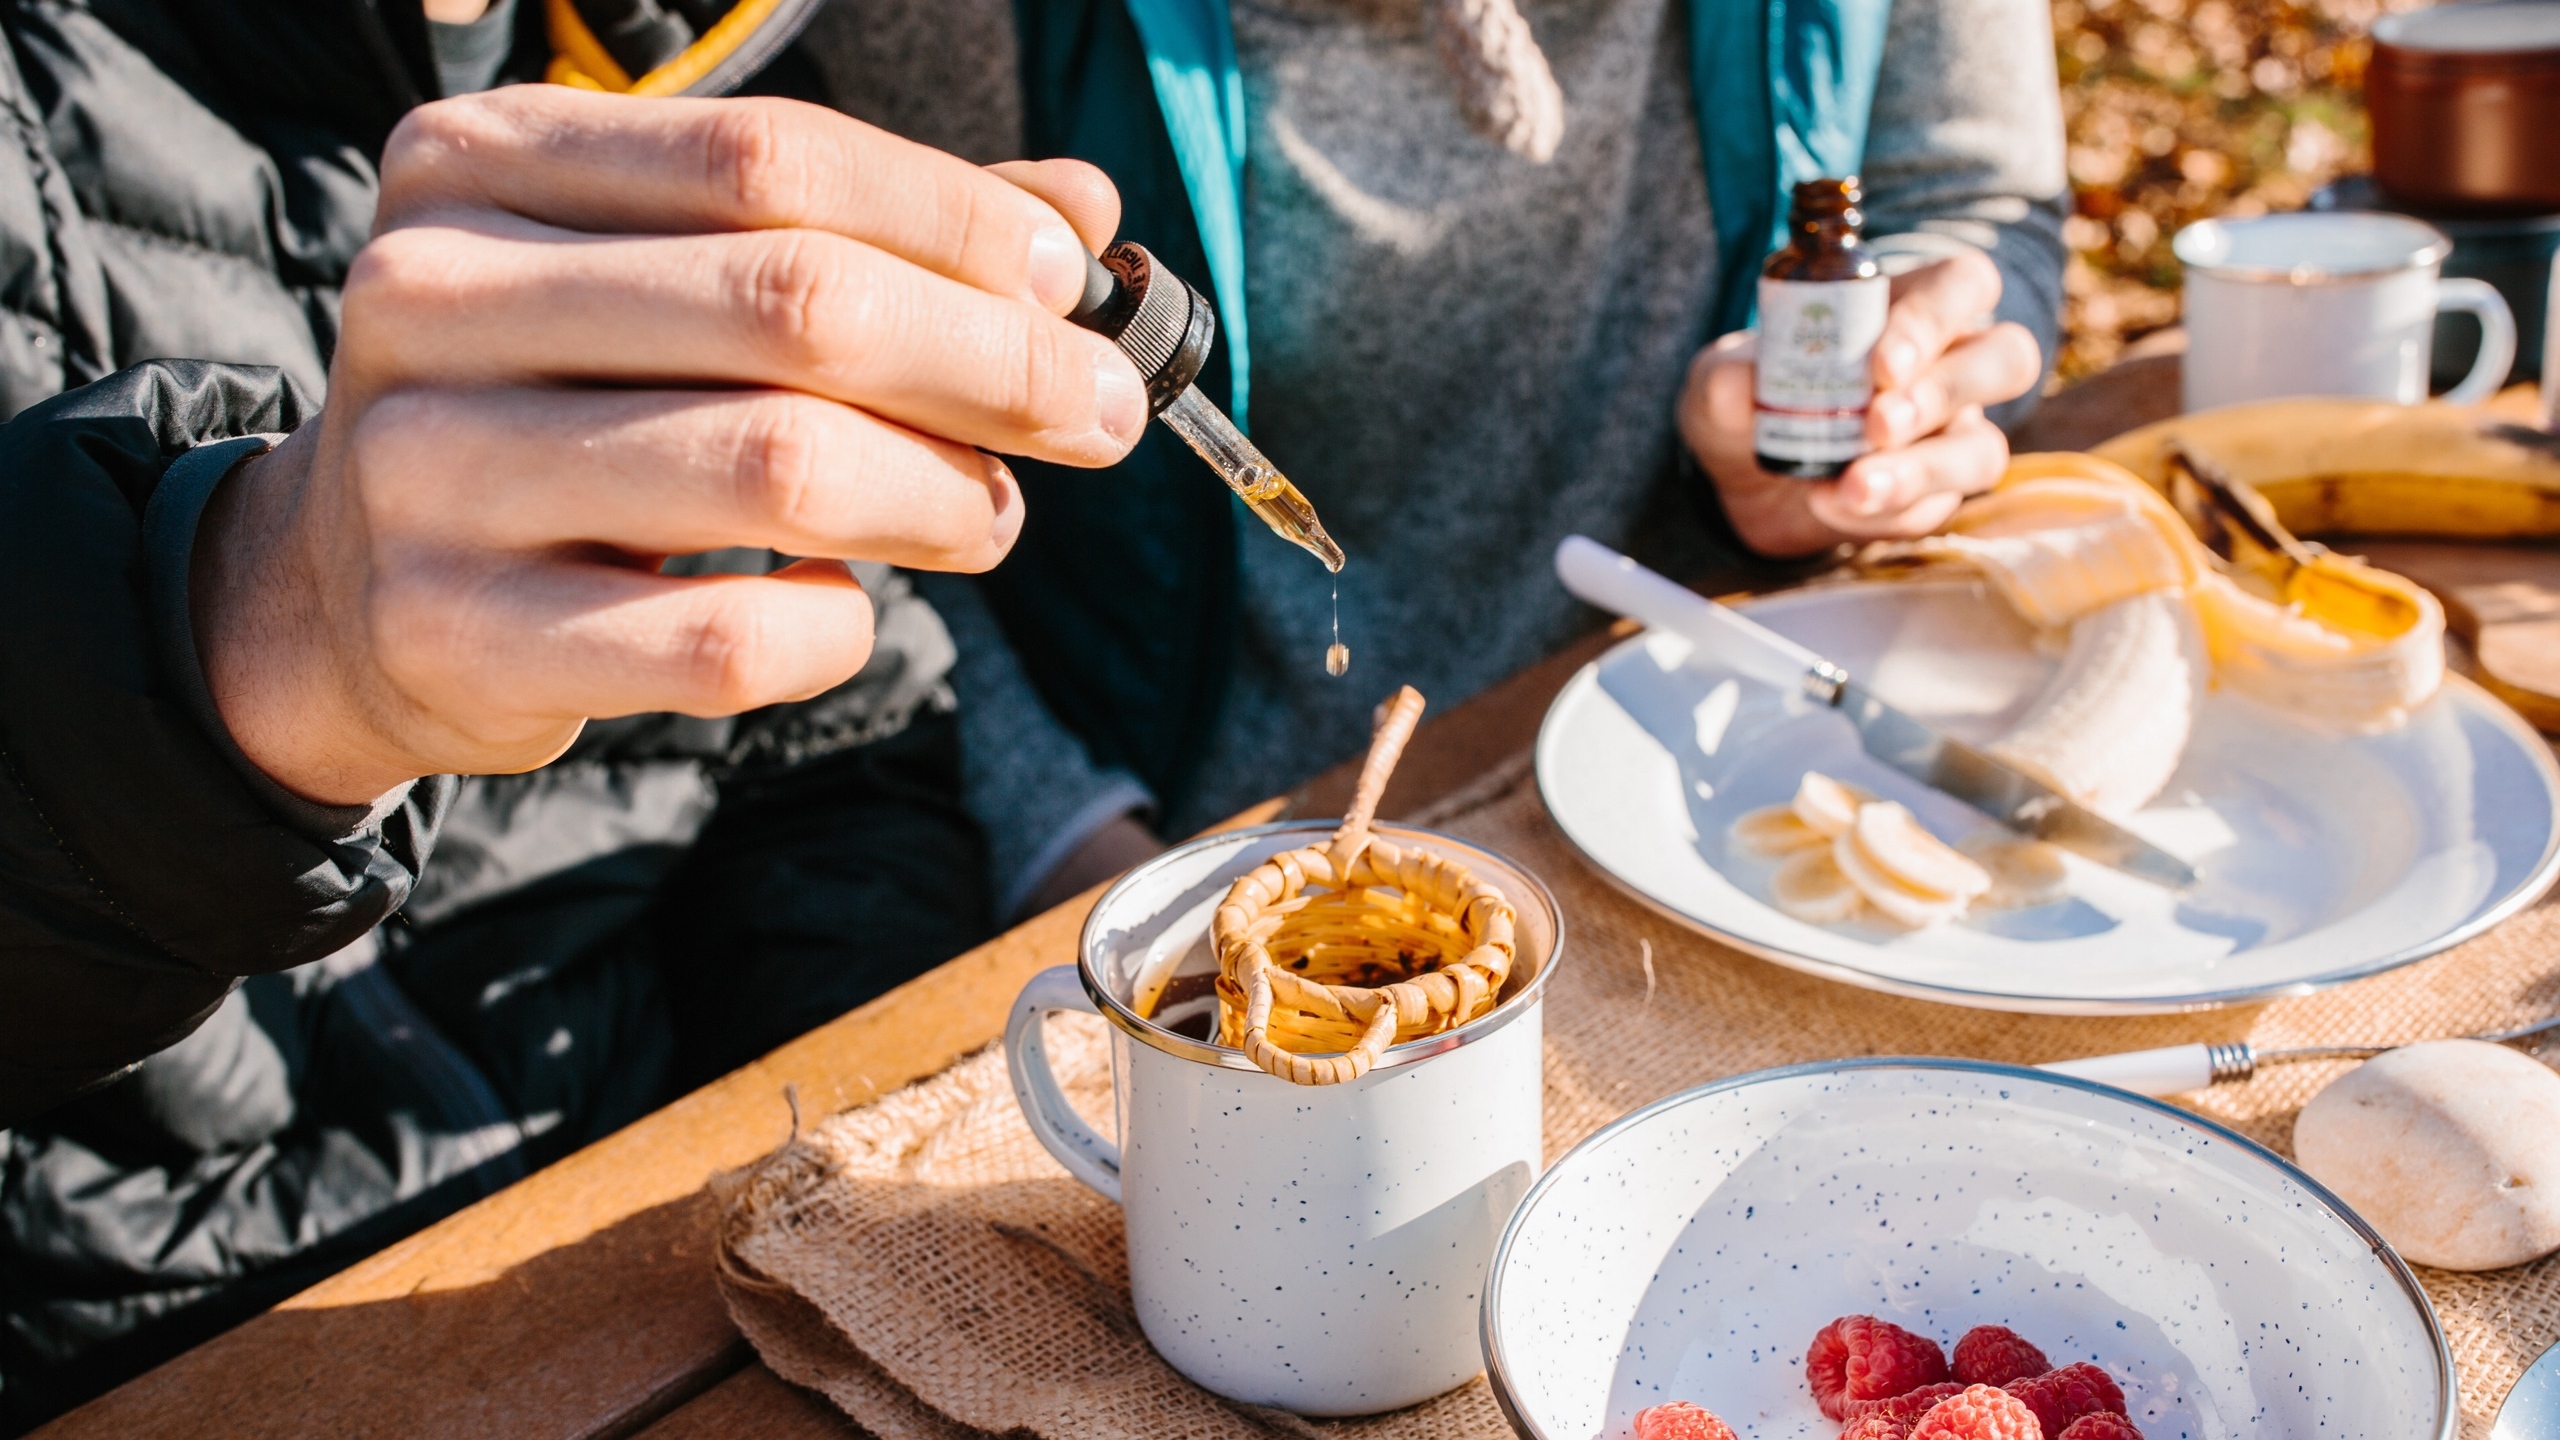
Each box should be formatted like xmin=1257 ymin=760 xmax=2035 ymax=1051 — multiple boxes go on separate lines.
xmin=1753 ymin=275 xmax=1890 ymax=465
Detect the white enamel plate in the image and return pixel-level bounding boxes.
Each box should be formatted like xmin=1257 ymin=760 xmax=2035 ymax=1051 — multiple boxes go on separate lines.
xmin=1534 ymin=580 xmax=2560 ymax=1013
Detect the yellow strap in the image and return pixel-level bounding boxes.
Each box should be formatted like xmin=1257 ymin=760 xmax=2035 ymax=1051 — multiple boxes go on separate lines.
xmin=544 ymin=0 xmax=786 ymax=97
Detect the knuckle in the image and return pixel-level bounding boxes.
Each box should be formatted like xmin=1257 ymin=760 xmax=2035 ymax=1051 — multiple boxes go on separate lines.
xmin=378 ymin=93 xmax=514 ymax=216
xmin=1959 ymin=247 xmax=2005 ymax=295
xmin=338 ymin=231 xmax=475 ymax=369
xmin=346 ymin=394 xmax=438 ymax=519
xmin=1933 ymin=247 xmax=1998 ymax=299
xmin=344 ymin=228 xmax=462 ymax=314
xmin=940 ymin=179 xmax=1026 ymax=285
xmin=739 ymin=402 xmax=829 ymax=537
xmin=997 ymin=320 xmax=1086 ymax=436
xmin=736 ymin=231 xmax=848 ymax=371
xmin=683 ymin=596 xmax=784 ymax=713
xmin=1992 ymin=322 xmax=2042 ymax=376
xmin=698 ymin=100 xmax=810 ymax=224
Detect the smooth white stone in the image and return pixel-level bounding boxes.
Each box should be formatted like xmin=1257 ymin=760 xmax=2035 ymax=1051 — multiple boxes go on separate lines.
xmin=2293 ymin=1039 xmax=2560 ymax=1271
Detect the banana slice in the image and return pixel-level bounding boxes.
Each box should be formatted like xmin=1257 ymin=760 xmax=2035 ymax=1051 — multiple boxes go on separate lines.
xmin=1729 ymin=804 xmax=1828 ymax=856
xmin=1791 ymin=772 xmax=1871 ymax=838
xmin=1770 ymin=847 xmax=1862 ymax=923
xmin=1848 ymin=802 xmax=1991 ymax=901
xmin=1832 ymin=828 xmax=1967 ymax=929
xmin=1961 ymin=833 xmax=2071 ymax=909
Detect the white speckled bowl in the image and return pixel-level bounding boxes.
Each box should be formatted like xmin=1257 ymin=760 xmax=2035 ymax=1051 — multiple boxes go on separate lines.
xmin=1482 ymin=1060 xmax=2454 ymax=1440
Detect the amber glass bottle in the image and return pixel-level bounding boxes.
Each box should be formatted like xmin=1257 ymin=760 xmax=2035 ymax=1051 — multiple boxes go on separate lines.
xmin=1753 ymin=177 xmax=1889 ymax=479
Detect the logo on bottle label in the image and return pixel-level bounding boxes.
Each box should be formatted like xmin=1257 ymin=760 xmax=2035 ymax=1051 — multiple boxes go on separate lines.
xmin=1754 ymin=276 xmax=1890 ymax=465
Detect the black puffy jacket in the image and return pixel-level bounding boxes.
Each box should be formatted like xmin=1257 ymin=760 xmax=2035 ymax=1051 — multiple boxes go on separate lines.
xmin=0 ymin=2 xmax=987 ymax=1427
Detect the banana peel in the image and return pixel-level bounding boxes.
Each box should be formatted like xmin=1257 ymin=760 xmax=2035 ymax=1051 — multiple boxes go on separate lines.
xmin=2092 ymin=399 xmax=2560 ymax=540
xmin=2091 ymin=399 xmax=2560 ymax=732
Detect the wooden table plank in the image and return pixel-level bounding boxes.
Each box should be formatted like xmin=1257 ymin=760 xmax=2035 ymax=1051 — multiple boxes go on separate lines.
xmin=632 ymin=1364 xmax=861 ymax=1440
xmin=2011 ymin=351 xmax=2182 ymax=455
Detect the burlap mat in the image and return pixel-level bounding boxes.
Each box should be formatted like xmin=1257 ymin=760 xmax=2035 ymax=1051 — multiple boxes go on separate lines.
xmin=714 ymin=756 xmax=2560 ymax=1440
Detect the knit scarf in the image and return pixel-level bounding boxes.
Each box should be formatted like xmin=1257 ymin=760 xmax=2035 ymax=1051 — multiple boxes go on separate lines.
xmin=1430 ymin=0 xmax=1564 ymax=161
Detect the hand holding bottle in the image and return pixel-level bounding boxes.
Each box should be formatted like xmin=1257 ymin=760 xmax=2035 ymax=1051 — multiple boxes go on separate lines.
xmin=1678 ymin=247 xmax=2043 ymax=559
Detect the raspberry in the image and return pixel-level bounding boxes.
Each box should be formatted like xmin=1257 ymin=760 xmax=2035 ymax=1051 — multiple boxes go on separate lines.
xmin=2058 ymin=1416 xmax=2147 ymax=1440
xmin=1840 ymin=1415 xmax=1913 ymax=1440
xmin=1845 ymin=1382 xmax=1966 ymax=1426
xmin=1632 ymin=1401 xmax=1737 ymax=1440
xmin=1906 ymin=1385 xmax=2043 ymax=1440
xmin=1808 ymin=1315 xmax=1952 ymax=1419
xmin=1952 ymin=1326 xmax=2051 ymax=1388
xmin=2004 ymin=1363 xmax=2128 ymax=1436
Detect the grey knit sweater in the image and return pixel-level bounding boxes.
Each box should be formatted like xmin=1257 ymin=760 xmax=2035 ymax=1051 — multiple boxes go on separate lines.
xmin=802 ymin=0 xmax=2069 ymax=916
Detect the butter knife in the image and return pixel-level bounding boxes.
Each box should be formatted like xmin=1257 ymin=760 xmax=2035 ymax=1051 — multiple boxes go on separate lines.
xmin=1554 ymin=535 xmax=2196 ymax=889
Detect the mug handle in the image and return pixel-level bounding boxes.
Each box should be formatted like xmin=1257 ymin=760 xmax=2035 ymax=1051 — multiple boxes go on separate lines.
xmin=2437 ymin=277 xmax=2517 ymax=407
xmin=1005 ymin=965 xmax=1123 ymax=1202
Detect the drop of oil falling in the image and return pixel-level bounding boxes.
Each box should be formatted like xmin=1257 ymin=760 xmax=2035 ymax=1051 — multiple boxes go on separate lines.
xmin=1325 ymin=580 xmax=1349 ymax=676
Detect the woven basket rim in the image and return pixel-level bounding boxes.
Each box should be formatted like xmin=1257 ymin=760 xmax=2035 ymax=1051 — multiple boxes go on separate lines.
xmin=1078 ymin=819 xmax=1566 ymax=1072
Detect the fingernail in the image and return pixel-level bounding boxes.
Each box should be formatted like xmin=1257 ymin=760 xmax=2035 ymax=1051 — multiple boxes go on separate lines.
xmin=1093 ymin=346 xmax=1147 ymax=446
xmin=1881 ymin=339 xmax=1917 ymax=383
xmin=983 ymin=453 xmax=1023 ymax=554
xmin=1855 ymin=468 xmax=1899 ymax=516
xmin=1028 ymin=224 xmax=1086 ymax=313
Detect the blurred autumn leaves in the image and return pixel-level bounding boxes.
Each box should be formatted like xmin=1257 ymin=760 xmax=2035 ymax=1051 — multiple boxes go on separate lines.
xmin=2053 ymin=0 xmax=2416 ymax=377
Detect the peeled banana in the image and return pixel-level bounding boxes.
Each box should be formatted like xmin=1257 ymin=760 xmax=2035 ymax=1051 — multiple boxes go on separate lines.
xmin=1987 ymin=590 xmax=2206 ymax=817
xmin=1862 ymin=447 xmax=2448 ymax=778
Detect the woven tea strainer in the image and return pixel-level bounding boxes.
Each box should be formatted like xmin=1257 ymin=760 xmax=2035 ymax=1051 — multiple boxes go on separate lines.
xmin=1212 ymin=686 xmax=1519 ymax=1085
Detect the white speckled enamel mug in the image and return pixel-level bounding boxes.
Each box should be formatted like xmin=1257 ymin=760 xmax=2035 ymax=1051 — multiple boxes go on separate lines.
xmin=1005 ymin=821 xmax=1560 ymax=1416
xmin=2176 ymin=211 xmax=2515 ymax=410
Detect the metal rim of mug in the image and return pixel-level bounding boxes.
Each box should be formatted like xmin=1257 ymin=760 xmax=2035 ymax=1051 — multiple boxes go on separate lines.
xmin=2372 ymin=0 xmax=2560 ymax=56
xmin=1475 ymin=1056 xmax=2459 ymax=1440
xmin=2173 ymin=214 xmax=2454 ymax=286
xmin=1075 ymin=820 xmax=1566 ymax=1073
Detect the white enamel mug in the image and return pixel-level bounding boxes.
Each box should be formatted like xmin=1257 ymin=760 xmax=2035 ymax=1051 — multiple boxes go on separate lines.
xmin=1005 ymin=821 xmax=1560 ymax=1416
xmin=2176 ymin=211 xmax=2516 ymax=410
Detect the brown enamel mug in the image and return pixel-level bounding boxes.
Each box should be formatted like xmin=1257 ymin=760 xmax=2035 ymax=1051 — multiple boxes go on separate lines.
xmin=2369 ymin=0 xmax=2560 ymax=216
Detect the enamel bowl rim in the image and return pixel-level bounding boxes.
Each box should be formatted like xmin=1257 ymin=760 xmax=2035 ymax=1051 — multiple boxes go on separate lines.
xmin=1477 ymin=1056 xmax=2458 ymax=1440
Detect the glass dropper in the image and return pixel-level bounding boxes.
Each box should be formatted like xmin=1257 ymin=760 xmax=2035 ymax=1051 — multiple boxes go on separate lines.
xmin=1067 ymin=242 xmax=1344 ymax=573
xmin=1156 ymin=387 xmax=1343 ymax=572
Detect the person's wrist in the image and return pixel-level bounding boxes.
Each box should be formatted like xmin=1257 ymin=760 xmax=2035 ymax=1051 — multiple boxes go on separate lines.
xmin=192 ymin=429 xmax=419 ymax=806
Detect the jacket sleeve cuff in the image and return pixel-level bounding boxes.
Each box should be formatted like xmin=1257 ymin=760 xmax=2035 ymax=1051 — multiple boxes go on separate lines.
xmin=141 ymin=435 xmax=414 ymax=842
